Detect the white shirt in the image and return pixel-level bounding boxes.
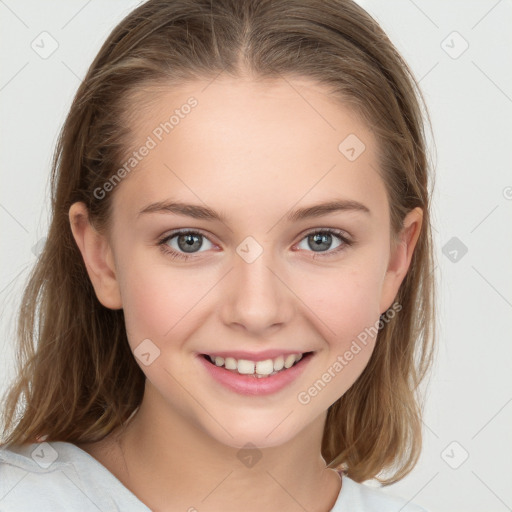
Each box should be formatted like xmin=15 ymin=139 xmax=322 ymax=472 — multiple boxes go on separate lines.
xmin=0 ymin=441 xmax=427 ymax=511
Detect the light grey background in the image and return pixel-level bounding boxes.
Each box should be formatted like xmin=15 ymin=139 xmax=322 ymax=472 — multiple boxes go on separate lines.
xmin=1 ymin=1 xmax=511 ymax=511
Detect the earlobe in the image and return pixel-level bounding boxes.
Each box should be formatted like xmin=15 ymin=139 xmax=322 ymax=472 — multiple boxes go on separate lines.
xmin=68 ymin=202 xmax=122 ymax=310
xmin=379 ymin=207 xmax=423 ymax=314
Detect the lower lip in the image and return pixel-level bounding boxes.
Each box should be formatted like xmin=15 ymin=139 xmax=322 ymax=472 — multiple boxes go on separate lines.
xmin=198 ymin=353 xmax=314 ymax=396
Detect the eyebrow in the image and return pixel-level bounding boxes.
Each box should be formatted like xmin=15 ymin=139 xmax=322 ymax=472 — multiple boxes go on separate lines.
xmin=137 ymin=198 xmax=371 ymax=222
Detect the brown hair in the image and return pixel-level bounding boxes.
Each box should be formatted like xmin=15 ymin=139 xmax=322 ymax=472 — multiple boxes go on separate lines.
xmin=0 ymin=0 xmax=436 ymax=484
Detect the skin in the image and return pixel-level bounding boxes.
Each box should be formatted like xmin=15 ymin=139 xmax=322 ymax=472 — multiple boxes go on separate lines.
xmin=70 ymin=75 xmax=422 ymax=512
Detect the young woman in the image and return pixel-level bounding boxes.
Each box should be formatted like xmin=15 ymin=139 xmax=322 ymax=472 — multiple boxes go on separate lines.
xmin=0 ymin=1 xmax=435 ymax=510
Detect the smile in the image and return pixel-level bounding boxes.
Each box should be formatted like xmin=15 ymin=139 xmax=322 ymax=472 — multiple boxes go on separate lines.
xmin=203 ymin=352 xmax=308 ymax=377
xmin=198 ymin=352 xmax=315 ymax=396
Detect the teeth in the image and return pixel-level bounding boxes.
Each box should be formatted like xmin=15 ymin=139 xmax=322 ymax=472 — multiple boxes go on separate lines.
xmin=237 ymin=360 xmax=255 ymax=375
xmin=284 ymin=354 xmax=296 ymax=369
xmin=273 ymin=355 xmax=284 ymax=371
xmin=255 ymin=359 xmax=274 ymax=375
xmin=207 ymin=352 xmax=305 ymax=377
xmin=224 ymin=357 xmax=237 ymax=370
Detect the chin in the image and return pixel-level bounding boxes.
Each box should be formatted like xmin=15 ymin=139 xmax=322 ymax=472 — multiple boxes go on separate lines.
xmin=201 ymin=412 xmax=305 ymax=451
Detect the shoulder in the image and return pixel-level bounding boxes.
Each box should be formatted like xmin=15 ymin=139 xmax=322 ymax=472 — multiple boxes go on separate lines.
xmin=0 ymin=441 xmax=92 ymax=511
xmin=331 ymin=474 xmax=428 ymax=512
xmin=0 ymin=440 xmax=150 ymax=511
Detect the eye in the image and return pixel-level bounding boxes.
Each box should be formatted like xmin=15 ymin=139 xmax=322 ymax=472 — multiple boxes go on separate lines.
xmin=157 ymin=227 xmax=353 ymax=262
xmin=295 ymin=228 xmax=352 ymax=257
xmin=158 ymin=230 xmax=215 ymax=260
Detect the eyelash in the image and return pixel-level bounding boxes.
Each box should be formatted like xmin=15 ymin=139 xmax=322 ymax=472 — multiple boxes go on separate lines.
xmin=157 ymin=228 xmax=353 ymax=261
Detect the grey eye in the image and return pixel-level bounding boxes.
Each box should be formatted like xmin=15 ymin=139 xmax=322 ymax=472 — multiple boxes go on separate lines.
xmin=167 ymin=232 xmax=214 ymax=253
xmin=297 ymin=232 xmax=343 ymax=252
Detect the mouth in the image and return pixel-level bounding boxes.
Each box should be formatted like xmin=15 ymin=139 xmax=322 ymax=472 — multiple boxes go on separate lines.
xmin=198 ymin=351 xmax=315 ymax=396
xmin=200 ymin=351 xmax=314 ymax=378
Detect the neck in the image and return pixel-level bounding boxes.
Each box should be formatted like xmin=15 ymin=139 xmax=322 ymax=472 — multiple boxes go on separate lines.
xmin=89 ymin=381 xmax=341 ymax=512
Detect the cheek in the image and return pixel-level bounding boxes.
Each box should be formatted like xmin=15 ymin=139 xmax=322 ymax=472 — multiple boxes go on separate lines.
xmin=293 ymin=263 xmax=383 ymax=386
xmin=291 ymin=269 xmax=383 ymax=410
xmin=116 ymin=249 xmax=211 ymax=348
xmin=296 ymin=264 xmax=383 ymax=342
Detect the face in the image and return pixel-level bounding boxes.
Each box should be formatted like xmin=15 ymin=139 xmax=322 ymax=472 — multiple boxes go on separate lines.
xmin=73 ymin=76 xmax=420 ymax=450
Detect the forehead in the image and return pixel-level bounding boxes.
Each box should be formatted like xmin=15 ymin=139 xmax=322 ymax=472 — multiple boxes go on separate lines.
xmin=113 ymin=76 xmax=387 ymax=223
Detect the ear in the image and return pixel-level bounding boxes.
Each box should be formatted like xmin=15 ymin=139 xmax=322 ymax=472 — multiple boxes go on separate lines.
xmin=68 ymin=202 xmax=122 ymax=310
xmin=379 ymin=207 xmax=423 ymax=314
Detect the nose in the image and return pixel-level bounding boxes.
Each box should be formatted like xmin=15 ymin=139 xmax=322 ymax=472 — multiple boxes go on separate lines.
xmin=219 ymin=244 xmax=295 ymax=335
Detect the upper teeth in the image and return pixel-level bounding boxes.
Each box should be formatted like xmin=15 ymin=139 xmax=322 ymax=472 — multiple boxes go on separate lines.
xmin=209 ymin=353 xmax=304 ymax=376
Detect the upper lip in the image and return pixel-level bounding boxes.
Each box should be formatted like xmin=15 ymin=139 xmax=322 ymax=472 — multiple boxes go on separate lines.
xmin=200 ymin=349 xmax=312 ymax=362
